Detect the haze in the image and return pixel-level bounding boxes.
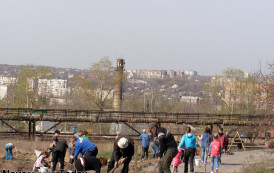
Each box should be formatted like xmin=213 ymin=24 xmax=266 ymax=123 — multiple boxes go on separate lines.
xmin=0 ymin=0 xmax=273 ymax=75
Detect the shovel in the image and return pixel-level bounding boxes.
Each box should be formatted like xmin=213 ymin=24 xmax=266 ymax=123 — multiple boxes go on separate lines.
xmin=109 ymin=163 xmax=120 ymax=173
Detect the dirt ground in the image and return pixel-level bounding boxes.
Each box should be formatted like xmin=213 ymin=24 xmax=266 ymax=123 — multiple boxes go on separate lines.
xmin=0 ymin=139 xmax=273 ymax=173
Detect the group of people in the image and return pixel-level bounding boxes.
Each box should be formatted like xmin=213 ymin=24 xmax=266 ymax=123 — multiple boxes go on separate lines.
xmin=4 ymin=124 xmax=231 ymax=173
xmin=33 ymin=129 xmax=108 ymax=173
xmin=146 ymin=123 xmax=229 ymax=173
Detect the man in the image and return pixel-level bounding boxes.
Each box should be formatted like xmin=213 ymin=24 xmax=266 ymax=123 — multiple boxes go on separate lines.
xmin=139 ymin=129 xmax=151 ymax=160
xmin=5 ymin=143 xmax=17 ymax=160
xmin=70 ymin=136 xmax=98 ymax=160
xmin=149 ymin=122 xmax=177 ymax=173
xmin=107 ymin=135 xmax=134 ymax=173
xmin=51 ymin=130 xmax=60 ymax=168
xmin=75 ymin=157 xmax=108 ymax=173
xmin=51 ymin=140 xmax=68 ymax=171
xmin=218 ymin=128 xmax=228 ymax=163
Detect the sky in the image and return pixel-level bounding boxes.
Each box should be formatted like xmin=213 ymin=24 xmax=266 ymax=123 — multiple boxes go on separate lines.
xmin=0 ymin=0 xmax=273 ymax=76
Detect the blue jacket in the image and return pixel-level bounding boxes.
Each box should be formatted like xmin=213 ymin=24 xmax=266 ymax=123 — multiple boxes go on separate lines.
xmin=73 ymin=138 xmax=96 ymax=159
xmin=139 ymin=133 xmax=151 ymax=148
xmin=201 ymin=133 xmax=212 ymax=148
xmin=179 ymin=133 xmax=198 ymax=150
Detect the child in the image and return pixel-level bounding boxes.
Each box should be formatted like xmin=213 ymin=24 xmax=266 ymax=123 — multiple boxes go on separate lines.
xmin=33 ymin=151 xmax=50 ymax=172
xmin=5 ymin=143 xmax=17 ymax=160
xmin=171 ymin=148 xmax=183 ymax=173
xmin=208 ymin=133 xmax=221 ymax=173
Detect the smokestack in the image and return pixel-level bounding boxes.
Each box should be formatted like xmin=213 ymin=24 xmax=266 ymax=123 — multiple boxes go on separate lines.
xmin=113 ymin=59 xmax=125 ymax=111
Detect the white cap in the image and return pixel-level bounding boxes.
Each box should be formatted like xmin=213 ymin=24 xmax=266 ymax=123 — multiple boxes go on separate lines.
xmin=143 ymin=129 xmax=146 ymax=133
xmin=117 ymin=137 xmax=129 ymax=149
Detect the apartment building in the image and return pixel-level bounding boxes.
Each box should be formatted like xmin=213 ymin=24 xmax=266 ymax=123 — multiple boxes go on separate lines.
xmin=37 ymin=79 xmax=70 ymax=97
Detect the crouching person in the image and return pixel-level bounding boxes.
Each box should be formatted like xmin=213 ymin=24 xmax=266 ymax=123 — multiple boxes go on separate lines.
xmin=75 ymin=156 xmax=107 ymax=173
xmin=51 ymin=140 xmax=68 ymax=171
xmin=33 ymin=151 xmax=50 ymax=172
xmin=107 ymin=135 xmax=134 ymax=173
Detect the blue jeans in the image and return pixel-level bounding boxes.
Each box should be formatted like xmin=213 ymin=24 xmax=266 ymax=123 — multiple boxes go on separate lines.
xmin=211 ymin=156 xmax=219 ymax=172
xmin=5 ymin=145 xmax=13 ymax=160
xmin=151 ymin=142 xmax=159 ymax=155
xmin=201 ymin=147 xmax=209 ymax=163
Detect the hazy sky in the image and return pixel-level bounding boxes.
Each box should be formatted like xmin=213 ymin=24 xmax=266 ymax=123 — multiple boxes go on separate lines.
xmin=0 ymin=1 xmax=273 ymax=75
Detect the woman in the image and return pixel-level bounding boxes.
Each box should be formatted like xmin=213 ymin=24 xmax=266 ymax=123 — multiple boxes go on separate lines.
xmin=179 ymin=127 xmax=198 ymax=173
xmin=198 ymin=127 xmax=212 ymax=163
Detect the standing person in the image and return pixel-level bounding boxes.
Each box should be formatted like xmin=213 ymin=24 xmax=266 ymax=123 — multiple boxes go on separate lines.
xmin=5 ymin=143 xmax=17 ymax=160
xmin=151 ymin=138 xmax=160 ymax=158
xmin=149 ymin=122 xmax=177 ymax=173
xmin=81 ymin=130 xmax=89 ymax=140
xmin=51 ymin=140 xmax=68 ymax=171
xmin=139 ymin=129 xmax=151 ymax=160
xmin=179 ymin=126 xmax=198 ymax=173
xmin=225 ymin=132 xmax=229 ymax=152
xmin=70 ymin=136 xmax=98 ymax=160
xmin=107 ymin=135 xmax=134 ymax=173
xmin=217 ymin=128 xmax=228 ymax=163
xmin=198 ymin=127 xmax=212 ymax=164
xmin=75 ymin=157 xmax=108 ymax=173
xmin=50 ymin=130 xmax=60 ymax=168
xmin=208 ymin=133 xmax=221 ymax=173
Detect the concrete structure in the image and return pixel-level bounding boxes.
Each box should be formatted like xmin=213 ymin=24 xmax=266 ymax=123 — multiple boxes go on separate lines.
xmin=184 ymin=70 xmax=198 ymax=76
xmin=37 ymin=79 xmax=69 ymax=97
xmin=113 ymin=59 xmax=125 ymax=111
xmin=0 ymin=85 xmax=7 ymax=100
xmin=180 ymin=96 xmax=200 ymax=104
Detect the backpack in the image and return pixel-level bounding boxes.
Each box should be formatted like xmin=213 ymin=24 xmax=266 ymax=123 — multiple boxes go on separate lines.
xmin=218 ymin=134 xmax=228 ymax=149
xmin=202 ymin=133 xmax=212 ymax=148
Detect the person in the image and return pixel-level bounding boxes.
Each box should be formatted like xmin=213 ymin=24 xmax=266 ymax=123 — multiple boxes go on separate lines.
xmin=51 ymin=130 xmax=60 ymax=147
xmin=198 ymin=127 xmax=212 ymax=163
xmin=33 ymin=151 xmax=50 ymax=172
xmin=151 ymin=138 xmax=160 ymax=158
xmin=75 ymin=157 xmax=108 ymax=173
xmin=139 ymin=129 xmax=151 ymax=160
xmin=74 ymin=130 xmax=83 ymax=139
xmin=70 ymin=136 xmax=98 ymax=160
xmin=171 ymin=148 xmax=183 ymax=173
xmin=179 ymin=126 xmax=198 ymax=173
xmin=225 ymin=132 xmax=229 ymax=151
xmin=208 ymin=133 xmax=221 ymax=173
xmin=107 ymin=135 xmax=134 ymax=173
xmin=5 ymin=143 xmax=17 ymax=160
xmin=51 ymin=140 xmax=68 ymax=171
xmin=149 ymin=122 xmax=177 ymax=173
xmin=80 ymin=130 xmax=89 ymax=140
xmin=217 ymin=128 xmax=228 ymax=163
xmin=235 ymin=137 xmax=243 ymax=150
xmin=50 ymin=130 xmax=60 ymax=167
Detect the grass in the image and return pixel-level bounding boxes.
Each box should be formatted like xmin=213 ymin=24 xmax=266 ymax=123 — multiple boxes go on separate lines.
xmin=239 ymin=159 xmax=274 ymax=173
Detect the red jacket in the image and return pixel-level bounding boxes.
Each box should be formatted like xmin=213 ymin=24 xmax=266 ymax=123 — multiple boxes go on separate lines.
xmin=210 ymin=140 xmax=221 ymax=157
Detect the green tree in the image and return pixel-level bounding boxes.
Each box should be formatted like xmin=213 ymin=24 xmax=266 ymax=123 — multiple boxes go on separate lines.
xmin=72 ymin=57 xmax=115 ymax=111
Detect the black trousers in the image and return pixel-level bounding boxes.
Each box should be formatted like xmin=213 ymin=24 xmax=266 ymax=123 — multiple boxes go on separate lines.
xmin=107 ymin=152 xmax=131 ymax=173
xmin=141 ymin=147 xmax=149 ymax=159
xmin=51 ymin=151 xmax=65 ymax=171
xmin=184 ymin=147 xmax=195 ymax=173
xmin=84 ymin=147 xmax=98 ymax=158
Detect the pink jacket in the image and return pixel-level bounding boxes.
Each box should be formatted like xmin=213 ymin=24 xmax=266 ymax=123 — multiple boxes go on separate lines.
xmin=171 ymin=150 xmax=182 ymax=167
xmin=210 ymin=140 xmax=221 ymax=157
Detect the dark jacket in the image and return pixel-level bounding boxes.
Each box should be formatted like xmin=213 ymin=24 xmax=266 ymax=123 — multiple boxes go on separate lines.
xmin=85 ymin=156 xmax=101 ymax=173
xmin=113 ymin=135 xmax=134 ymax=163
xmin=53 ymin=141 xmax=68 ymax=153
xmin=156 ymin=127 xmax=177 ymax=158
